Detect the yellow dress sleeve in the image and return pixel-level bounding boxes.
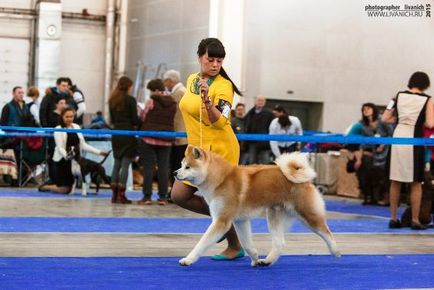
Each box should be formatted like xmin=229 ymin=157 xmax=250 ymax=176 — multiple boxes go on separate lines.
xmin=210 ymin=78 xmax=234 ymax=129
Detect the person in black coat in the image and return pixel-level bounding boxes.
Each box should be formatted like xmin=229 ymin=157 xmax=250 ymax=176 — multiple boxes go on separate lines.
xmin=244 ymin=95 xmax=274 ymax=164
xmin=109 ymin=76 xmax=140 ymax=204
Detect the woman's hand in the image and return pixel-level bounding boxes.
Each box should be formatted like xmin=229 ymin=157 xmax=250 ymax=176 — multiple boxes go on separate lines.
xmin=199 ymin=78 xmax=209 ymax=99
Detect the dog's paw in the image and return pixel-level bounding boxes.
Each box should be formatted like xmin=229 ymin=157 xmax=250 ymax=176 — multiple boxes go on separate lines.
xmin=250 ymin=260 xmax=259 ymax=267
xmin=257 ymin=259 xmax=272 ymax=267
xmin=334 ymin=251 xmax=342 ymax=258
xmin=179 ymin=257 xmax=194 ymax=266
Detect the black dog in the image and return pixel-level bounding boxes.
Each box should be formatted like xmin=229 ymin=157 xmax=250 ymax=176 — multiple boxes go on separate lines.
xmin=70 ymin=147 xmax=112 ymax=194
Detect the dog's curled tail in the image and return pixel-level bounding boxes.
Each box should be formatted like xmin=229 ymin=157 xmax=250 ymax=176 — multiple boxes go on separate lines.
xmin=275 ymin=152 xmax=316 ymax=183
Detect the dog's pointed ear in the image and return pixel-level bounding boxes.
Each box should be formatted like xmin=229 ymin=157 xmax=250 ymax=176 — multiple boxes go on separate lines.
xmin=192 ymin=147 xmax=203 ymax=159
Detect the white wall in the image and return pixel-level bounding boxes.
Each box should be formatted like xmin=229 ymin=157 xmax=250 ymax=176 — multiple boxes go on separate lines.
xmin=126 ymin=0 xmax=209 ymax=84
xmin=243 ymin=0 xmax=434 ymax=132
xmin=0 ymin=0 xmax=107 ymax=115
xmin=59 ymin=21 xmax=106 ymax=114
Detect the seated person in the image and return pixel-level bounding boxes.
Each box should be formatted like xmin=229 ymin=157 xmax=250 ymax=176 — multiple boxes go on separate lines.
xmin=39 ymin=108 xmax=108 ymax=193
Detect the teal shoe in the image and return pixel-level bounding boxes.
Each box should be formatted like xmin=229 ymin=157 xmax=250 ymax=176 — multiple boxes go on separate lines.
xmin=211 ymin=248 xmax=245 ymax=261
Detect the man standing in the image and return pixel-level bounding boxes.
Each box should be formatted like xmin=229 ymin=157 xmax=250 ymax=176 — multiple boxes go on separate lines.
xmin=39 ymin=77 xmax=69 ymax=127
xmin=65 ymin=78 xmax=86 ymax=126
xmin=163 ymin=70 xmax=187 ymax=188
xmin=1 ymin=86 xmax=34 ymax=127
xmin=1 ymin=86 xmax=35 ymax=184
xmin=244 ymin=95 xmax=274 ymax=164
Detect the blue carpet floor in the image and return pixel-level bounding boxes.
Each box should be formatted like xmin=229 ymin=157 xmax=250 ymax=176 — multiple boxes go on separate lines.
xmin=0 ymin=255 xmax=433 ymax=290
xmin=0 ymin=216 xmax=431 ymax=234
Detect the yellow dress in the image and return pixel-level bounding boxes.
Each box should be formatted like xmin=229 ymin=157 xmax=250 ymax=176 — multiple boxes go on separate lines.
xmin=179 ymin=73 xmax=240 ymax=166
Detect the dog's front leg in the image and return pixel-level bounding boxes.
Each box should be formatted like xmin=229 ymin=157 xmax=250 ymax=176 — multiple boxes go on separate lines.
xmin=81 ymin=182 xmax=87 ymax=196
xmin=233 ymin=219 xmax=259 ymax=267
xmin=179 ymin=218 xmax=231 ymax=266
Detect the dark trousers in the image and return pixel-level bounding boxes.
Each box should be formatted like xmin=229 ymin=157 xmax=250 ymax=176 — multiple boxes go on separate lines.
xmin=170 ymin=144 xmax=187 ymax=178
xmin=139 ymin=140 xmax=171 ymax=200
xmin=356 ymin=155 xmax=387 ymax=203
xmin=247 ymin=142 xmax=271 ymax=164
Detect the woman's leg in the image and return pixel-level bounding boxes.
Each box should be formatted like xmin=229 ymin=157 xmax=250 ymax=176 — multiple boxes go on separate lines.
xmin=389 ymin=180 xmax=402 ymax=221
xmin=410 ymin=182 xmax=422 ymax=224
xmin=111 ymin=158 xmax=121 ymax=184
xmin=119 ymin=156 xmax=133 ymax=187
xmin=171 ymin=180 xmax=242 ymax=257
xmin=115 ymin=156 xmax=133 ymax=204
xmin=140 ymin=142 xmax=156 ymax=200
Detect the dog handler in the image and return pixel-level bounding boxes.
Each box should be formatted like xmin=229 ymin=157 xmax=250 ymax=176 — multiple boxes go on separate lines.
xmin=171 ymin=38 xmax=244 ymax=260
xmin=39 ymin=108 xmax=108 ymax=193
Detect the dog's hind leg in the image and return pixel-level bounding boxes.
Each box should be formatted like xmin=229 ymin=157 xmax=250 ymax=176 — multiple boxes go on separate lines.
xmin=233 ymin=219 xmax=259 ymax=266
xmin=179 ymin=217 xmax=232 ymax=266
xmin=296 ymin=200 xmax=341 ymax=257
xmin=258 ymin=207 xmax=289 ymax=266
xmin=301 ymin=214 xmax=341 ymax=258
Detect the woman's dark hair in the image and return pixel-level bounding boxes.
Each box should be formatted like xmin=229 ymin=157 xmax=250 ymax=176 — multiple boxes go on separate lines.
xmin=147 ymin=78 xmax=165 ymax=92
xmin=408 ymin=71 xmax=430 ymax=91
xmin=59 ymin=107 xmax=75 ymax=128
xmin=55 ymin=96 xmax=66 ymax=105
xmin=109 ymin=76 xmax=133 ymax=110
xmin=277 ymin=111 xmax=291 ymax=128
xmin=197 ymin=38 xmax=242 ymax=96
xmin=361 ymin=102 xmax=379 ymax=126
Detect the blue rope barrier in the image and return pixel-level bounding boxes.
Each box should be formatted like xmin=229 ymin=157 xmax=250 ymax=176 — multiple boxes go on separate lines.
xmin=1 ymin=125 xmax=433 ymax=145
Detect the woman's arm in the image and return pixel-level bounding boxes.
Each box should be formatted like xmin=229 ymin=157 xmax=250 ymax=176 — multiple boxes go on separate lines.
xmin=382 ymin=99 xmax=396 ymax=124
xmin=425 ymin=97 xmax=434 ymax=129
xmin=269 ymin=120 xmax=281 ymax=158
xmin=200 ymin=78 xmax=232 ymax=128
xmin=54 ymin=131 xmax=68 ymax=159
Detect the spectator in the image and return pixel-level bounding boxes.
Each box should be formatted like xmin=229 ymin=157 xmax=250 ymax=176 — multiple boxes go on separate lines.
xmin=109 ymin=76 xmax=140 ymax=204
xmin=1 ymin=86 xmax=35 ymax=128
xmin=353 ymin=103 xmax=392 ymax=205
xmin=38 ymin=108 xmax=108 ymax=193
xmin=231 ymin=103 xmax=248 ymax=164
xmin=244 ymin=95 xmax=274 ymax=164
xmin=25 ymin=86 xmax=41 ymax=126
xmin=39 ymin=77 xmax=69 ymax=127
xmin=47 ymin=97 xmax=67 ymax=128
xmin=163 ymin=69 xmax=187 ymax=190
xmin=137 ymin=79 xmax=176 ymax=205
xmin=269 ymin=105 xmax=303 ymax=159
xmin=65 ymin=78 xmax=86 ymax=126
xmin=89 ymin=111 xmax=109 ymax=129
xmin=382 ymin=71 xmax=434 ymax=230
xmin=171 ymin=37 xmax=244 ymax=260
xmin=0 ymin=86 xmax=36 ymax=177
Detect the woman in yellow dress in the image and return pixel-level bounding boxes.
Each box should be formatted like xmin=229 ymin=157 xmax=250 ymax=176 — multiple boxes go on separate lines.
xmin=171 ymin=38 xmax=243 ymax=260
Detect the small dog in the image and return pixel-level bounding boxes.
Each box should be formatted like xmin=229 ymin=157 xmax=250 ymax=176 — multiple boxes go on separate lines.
xmin=68 ymin=147 xmax=111 ymax=196
xmin=174 ymin=146 xmax=340 ymax=267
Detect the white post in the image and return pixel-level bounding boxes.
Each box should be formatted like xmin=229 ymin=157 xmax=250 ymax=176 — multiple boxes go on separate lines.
xmin=104 ymin=0 xmax=116 ymax=119
xmin=208 ymin=0 xmax=245 ymax=105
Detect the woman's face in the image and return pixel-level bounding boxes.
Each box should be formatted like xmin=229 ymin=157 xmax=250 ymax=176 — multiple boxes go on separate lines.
xmin=362 ymin=106 xmax=374 ymax=117
xmin=62 ymin=110 xmax=75 ymax=126
xmin=56 ymin=99 xmax=66 ymax=111
xmin=199 ymin=52 xmax=224 ymax=77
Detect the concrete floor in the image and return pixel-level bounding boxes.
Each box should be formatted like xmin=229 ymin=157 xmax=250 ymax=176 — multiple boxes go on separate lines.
xmin=0 ymin=190 xmax=433 ymax=258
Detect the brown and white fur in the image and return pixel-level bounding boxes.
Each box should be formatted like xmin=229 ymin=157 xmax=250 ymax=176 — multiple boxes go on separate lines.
xmin=174 ymin=145 xmax=341 ymax=267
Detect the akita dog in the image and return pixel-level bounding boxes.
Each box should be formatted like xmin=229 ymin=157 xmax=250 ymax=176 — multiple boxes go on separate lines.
xmin=174 ymin=146 xmax=341 ymax=266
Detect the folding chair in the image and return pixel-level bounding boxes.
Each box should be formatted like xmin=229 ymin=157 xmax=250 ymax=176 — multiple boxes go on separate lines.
xmin=19 ymin=137 xmax=48 ymax=187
